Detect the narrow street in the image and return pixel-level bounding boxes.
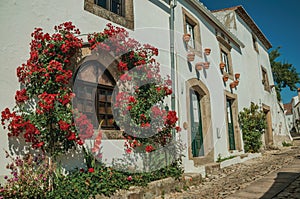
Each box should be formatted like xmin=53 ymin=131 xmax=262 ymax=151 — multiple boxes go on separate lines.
xmin=161 ymin=140 xmax=300 ymax=199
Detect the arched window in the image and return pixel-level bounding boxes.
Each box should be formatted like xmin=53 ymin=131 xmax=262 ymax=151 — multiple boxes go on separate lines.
xmin=73 ymin=60 xmax=118 ymax=129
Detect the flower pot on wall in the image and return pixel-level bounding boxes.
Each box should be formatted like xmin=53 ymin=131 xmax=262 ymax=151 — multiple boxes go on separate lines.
xmin=195 ymin=62 xmax=203 ymax=71
xmin=204 ymin=48 xmax=211 ymax=55
xmin=203 ymin=62 xmax=210 ymax=69
xmin=187 ymin=52 xmax=195 ymax=62
xmin=223 ymin=74 xmax=229 ymax=82
xmin=183 ymin=33 xmax=191 ymax=43
xmin=230 ymin=82 xmax=236 ymax=89
xmin=219 ymin=62 xmax=225 ymax=70
xmin=235 ymin=73 xmax=240 ymax=80
xmin=234 ymin=80 xmax=239 ymax=86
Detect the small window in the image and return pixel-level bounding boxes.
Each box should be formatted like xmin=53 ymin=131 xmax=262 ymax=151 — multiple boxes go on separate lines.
xmin=186 ymin=21 xmax=195 ymax=49
xmin=95 ymin=0 xmax=124 ymax=16
xmin=252 ymin=34 xmax=259 ymax=53
xmin=84 ymin=0 xmax=134 ymax=29
xmin=221 ymin=50 xmax=230 ymax=74
xmin=261 ymin=66 xmax=270 ymax=92
xmin=218 ymin=36 xmax=233 ymax=76
xmin=182 ymin=8 xmax=202 ymax=56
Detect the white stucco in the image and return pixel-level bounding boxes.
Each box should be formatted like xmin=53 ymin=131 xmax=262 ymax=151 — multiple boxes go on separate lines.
xmin=0 ymin=0 xmax=291 ymax=177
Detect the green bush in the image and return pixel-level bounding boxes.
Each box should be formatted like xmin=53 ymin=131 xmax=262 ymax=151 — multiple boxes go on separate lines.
xmin=282 ymin=141 xmax=293 ymax=147
xmin=239 ymin=103 xmax=266 ymax=153
xmin=47 ymin=161 xmax=183 ymax=199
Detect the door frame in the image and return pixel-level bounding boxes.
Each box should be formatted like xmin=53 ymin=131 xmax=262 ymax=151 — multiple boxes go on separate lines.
xmin=224 ymin=91 xmax=242 ymax=151
xmin=262 ymin=104 xmax=273 ymax=146
xmin=186 ymin=78 xmax=214 ymax=165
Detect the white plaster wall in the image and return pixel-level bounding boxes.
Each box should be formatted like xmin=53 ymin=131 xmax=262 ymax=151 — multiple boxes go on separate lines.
xmin=173 ymin=2 xmax=242 ymax=170
xmin=232 ymin=13 xmax=290 ymax=142
xmin=285 ymin=114 xmax=293 ymax=132
xmin=0 ymin=0 xmax=175 ymax=176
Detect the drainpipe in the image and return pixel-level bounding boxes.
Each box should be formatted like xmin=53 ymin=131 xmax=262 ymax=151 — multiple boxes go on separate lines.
xmin=170 ymin=0 xmax=177 ymax=112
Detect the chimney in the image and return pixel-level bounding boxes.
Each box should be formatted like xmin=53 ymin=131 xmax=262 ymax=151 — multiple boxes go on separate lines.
xmin=298 ymin=88 xmax=300 ymax=100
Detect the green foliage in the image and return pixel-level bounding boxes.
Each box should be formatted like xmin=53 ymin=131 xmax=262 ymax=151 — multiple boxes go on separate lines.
xmin=282 ymin=141 xmax=293 ymax=147
xmin=239 ymin=103 xmax=266 ymax=153
xmin=269 ymin=47 xmax=300 ymax=101
xmin=0 ymin=152 xmax=54 ymax=199
xmin=48 ymin=161 xmax=183 ymax=199
xmin=216 ymin=154 xmax=236 ymax=163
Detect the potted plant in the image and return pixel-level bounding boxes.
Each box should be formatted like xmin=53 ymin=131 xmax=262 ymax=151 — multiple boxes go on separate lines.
xmin=234 ymin=80 xmax=239 ymax=86
xmin=235 ymin=73 xmax=240 ymax=80
xmin=223 ymin=74 xmax=229 ymax=82
xmin=204 ymin=48 xmax=211 ymax=55
xmin=195 ymin=62 xmax=203 ymax=71
xmin=183 ymin=33 xmax=191 ymax=42
xmin=203 ymin=62 xmax=210 ymax=69
xmin=187 ymin=51 xmax=195 ymax=62
xmin=219 ymin=62 xmax=225 ymax=70
xmin=230 ymin=82 xmax=236 ymax=89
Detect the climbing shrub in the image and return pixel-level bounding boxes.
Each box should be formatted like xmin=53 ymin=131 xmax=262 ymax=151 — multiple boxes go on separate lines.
xmin=238 ymin=102 xmax=266 ymax=153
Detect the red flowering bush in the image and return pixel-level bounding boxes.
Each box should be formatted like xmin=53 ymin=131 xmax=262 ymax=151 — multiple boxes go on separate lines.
xmin=88 ymin=24 xmax=180 ymax=153
xmin=1 ymin=22 xmax=93 ymax=156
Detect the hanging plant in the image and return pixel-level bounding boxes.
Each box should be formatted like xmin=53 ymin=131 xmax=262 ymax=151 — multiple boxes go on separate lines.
xmin=219 ymin=62 xmax=225 ymax=70
xmin=234 ymin=80 xmax=239 ymax=86
xmin=203 ymin=62 xmax=210 ymax=69
xmin=187 ymin=51 xmax=195 ymax=62
xmin=230 ymin=82 xmax=236 ymax=89
xmin=195 ymin=62 xmax=203 ymax=71
xmin=183 ymin=33 xmax=191 ymax=43
xmin=204 ymin=48 xmax=211 ymax=55
xmin=223 ymin=74 xmax=229 ymax=82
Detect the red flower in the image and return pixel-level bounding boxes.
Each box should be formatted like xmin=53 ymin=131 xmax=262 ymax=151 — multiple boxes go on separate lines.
xmin=67 ymin=132 xmax=76 ymax=141
xmin=127 ymin=105 xmax=132 ymax=111
xmin=141 ymin=123 xmax=150 ymax=128
xmin=127 ymin=176 xmax=133 ymax=181
xmin=118 ymin=61 xmax=128 ymax=71
xmin=15 ymin=89 xmax=29 ymax=103
xmin=58 ymin=120 xmax=70 ymax=131
xmin=175 ymin=126 xmax=181 ymax=132
xmin=145 ymin=145 xmax=154 ymax=152
xmin=36 ymin=142 xmax=44 ymax=148
xmin=128 ymin=96 xmax=136 ymax=103
xmin=163 ymin=86 xmax=172 ymax=95
xmin=77 ymin=139 xmax=84 ymax=145
xmin=125 ymin=148 xmax=132 ymax=154
xmin=88 ymin=168 xmax=94 ymax=173
xmin=164 ymin=111 xmax=178 ymax=126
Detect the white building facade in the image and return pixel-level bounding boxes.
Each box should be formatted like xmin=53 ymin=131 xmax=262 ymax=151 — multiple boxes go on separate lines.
xmin=0 ymin=0 xmax=291 ymax=177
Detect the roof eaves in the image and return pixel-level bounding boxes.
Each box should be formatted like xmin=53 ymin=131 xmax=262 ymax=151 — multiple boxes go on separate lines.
xmin=213 ymin=5 xmax=272 ymax=50
xmin=186 ymin=0 xmax=245 ymax=48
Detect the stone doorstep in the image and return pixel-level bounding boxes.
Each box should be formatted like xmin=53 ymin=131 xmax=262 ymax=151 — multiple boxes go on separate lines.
xmin=205 ymin=162 xmax=221 ymax=175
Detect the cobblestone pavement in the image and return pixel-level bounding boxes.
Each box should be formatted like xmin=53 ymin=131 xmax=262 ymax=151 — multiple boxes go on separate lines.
xmin=160 ymin=140 xmax=300 ymax=199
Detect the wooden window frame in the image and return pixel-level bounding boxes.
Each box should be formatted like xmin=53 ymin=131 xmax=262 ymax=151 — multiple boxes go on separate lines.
xmin=261 ymin=66 xmax=270 ymax=92
xmin=95 ymin=0 xmax=125 ymax=17
xmin=218 ymin=35 xmax=233 ymax=78
xmin=182 ymin=8 xmax=202 ymax=57
xmin=252 ymin=34 xmax=259 ymax=53
xmin=84 ymin=0 xmax=134 ymax=29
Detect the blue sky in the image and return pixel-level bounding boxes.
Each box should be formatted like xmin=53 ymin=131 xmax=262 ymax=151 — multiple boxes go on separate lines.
xmin=200 ymin=0 xmax=300 ymax=104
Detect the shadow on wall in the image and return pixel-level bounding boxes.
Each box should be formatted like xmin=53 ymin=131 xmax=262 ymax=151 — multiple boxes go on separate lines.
xmin=260 ymin=170 xmax=300 ymax=198
xmin=7 ymin=137 xmax=86 ymax=172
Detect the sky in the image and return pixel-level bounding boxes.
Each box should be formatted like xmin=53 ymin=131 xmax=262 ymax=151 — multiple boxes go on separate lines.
xmin=200 ymin=0 xmax=300 ymax=104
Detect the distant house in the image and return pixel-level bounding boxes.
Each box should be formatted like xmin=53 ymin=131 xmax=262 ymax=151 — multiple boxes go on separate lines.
xmin=284 ymin=101 xmax=294 ymax=132
xmin=0 ymin=0 xmax=291 ymax=177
